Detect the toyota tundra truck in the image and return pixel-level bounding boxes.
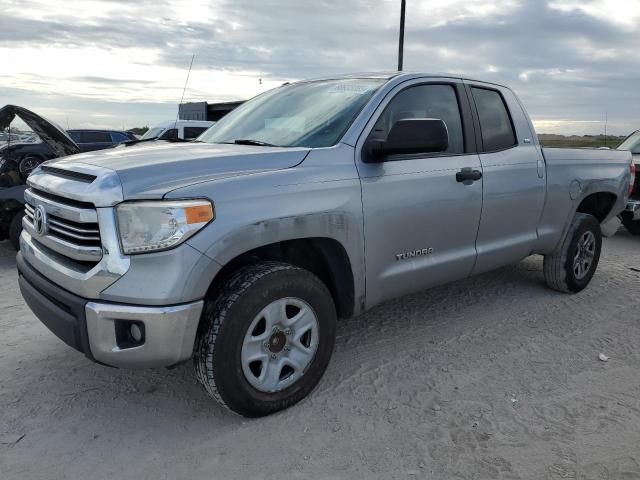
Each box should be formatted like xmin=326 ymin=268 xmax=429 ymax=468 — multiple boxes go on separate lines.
xmin=17 ymin=73 xmax=633 ymax=417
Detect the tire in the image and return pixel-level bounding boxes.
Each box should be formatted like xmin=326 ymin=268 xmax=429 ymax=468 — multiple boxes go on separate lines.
xmin=194 ymin=261 xmax=337 ymax=417
xmin=543 ymin=213 xmax=602 ymax=293
xmin=9 ymin=210 xmax=23 ymax=250
xmin=18 ymin=155 xmax=42 ymax=178
xmin=622 ymin=217 xmax=640 ymax=236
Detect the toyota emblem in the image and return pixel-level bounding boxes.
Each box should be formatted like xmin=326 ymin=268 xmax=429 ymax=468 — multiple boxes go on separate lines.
xmin=33 ymin=205 xmax=48 ymax=237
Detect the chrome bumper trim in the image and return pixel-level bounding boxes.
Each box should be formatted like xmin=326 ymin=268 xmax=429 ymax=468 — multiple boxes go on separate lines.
xmin=19 ymin=208 xmax=130 ymax=298
xmin=85 ymin=300 xmax=204 ymax=368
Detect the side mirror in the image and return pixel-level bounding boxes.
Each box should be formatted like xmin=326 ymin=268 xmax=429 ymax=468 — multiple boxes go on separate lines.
xmin=364 ymin=118 xmax=449 ymax=163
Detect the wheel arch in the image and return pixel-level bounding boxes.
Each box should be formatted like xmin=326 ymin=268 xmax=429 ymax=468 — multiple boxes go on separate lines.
xmin=204 ymin=237 xmax=357 ymax=320
xmin=575 ymin=191 xmax=618 ymax=223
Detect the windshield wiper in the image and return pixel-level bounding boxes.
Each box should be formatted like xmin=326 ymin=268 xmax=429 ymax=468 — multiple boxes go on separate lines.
xmin=233 ymin=139 xmax=277 ymax=147
xmin=122 ymin=137 xmax=157 ymax=147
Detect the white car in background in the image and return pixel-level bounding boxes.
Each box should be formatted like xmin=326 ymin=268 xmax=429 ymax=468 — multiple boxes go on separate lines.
xmin=141 ymin=120 xmax=215 ymax=141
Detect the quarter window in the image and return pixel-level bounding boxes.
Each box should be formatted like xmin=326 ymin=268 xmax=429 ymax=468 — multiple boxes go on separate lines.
xmin=111 ymin=132 xmax=129 ymax=143
xmin=370 ymin=84 xmax=465 ymax=155
xmin=471 ymin=88 xmax=517 ymax=152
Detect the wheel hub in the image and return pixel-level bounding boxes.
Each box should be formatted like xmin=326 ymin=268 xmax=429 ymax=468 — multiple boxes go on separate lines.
xmin=573 ymin=231 xmax=596 ymax=280
xmin=268 ymin=331 xmax=287 ymax=353
xmin=241 ymin=297 xmax=319 ymax=393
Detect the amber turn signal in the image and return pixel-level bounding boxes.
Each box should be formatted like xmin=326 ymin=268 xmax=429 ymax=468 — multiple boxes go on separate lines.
xmin=185 ymin=203 xmax=214 ymax=225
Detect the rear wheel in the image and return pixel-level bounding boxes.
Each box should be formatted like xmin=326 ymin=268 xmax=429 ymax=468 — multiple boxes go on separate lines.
xmin=543 ymin=213 xmax=602 ymax=293
xmin=194 ymin=261 xmax=337 ymax=417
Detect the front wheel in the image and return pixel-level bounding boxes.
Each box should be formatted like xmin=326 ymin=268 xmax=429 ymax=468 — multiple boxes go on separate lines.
xmin=543 ymin=213 xmax=602 ymax=293
xmin=18 ymin=155 xmax=43 ymax=178
xmin=194 ymin=261 xmax=336 ymax=417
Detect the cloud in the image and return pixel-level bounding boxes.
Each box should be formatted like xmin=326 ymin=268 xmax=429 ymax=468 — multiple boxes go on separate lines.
xmin=0 ymin=0 xmax=638 ymax=134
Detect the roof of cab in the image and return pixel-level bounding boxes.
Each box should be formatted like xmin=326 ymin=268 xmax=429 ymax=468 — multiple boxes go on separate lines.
xmin=294 ymin=71 xmax=511 ymax=89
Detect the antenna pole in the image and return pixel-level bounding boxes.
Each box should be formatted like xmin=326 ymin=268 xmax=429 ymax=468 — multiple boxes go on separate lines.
xmin=398 ymin=0 xmax=406 ymax=71
xmin=176 ymin=54 xmax=195 ymax=129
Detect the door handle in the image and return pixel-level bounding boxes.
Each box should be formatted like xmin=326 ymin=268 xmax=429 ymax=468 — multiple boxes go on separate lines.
xmin=456 ymin=168 xmax=482 ymax=184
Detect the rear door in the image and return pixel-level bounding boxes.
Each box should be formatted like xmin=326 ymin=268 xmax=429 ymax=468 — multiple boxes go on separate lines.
xmin=465 ymin=82 xmax=546 ymax=273
xmin=357 ymin=78 xmax=483 ymax=308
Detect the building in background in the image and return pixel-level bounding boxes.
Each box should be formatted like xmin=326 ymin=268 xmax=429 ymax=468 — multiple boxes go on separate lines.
xmin=179 ymin=101 xmax=244 ymax=122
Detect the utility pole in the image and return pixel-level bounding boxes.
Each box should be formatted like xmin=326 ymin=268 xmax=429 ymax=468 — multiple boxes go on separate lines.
xmin=398 ymin=0 xmax=406 ymax=71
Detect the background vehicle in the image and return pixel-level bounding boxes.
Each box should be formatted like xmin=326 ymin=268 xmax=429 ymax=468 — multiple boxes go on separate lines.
xmin=1 ymin=128 xmax=135 ymax=178
xmin=140 ymin=120 xmax=215 ymax=141
xmin=17 ymin=73 xmax=632 ymax=417
xmin=67 ymin=130 xmax=137 ymax=152
xmin=0 ymin=184 xmax=27 ymax=249
xmin=617 ymin=129 xmax=640 ymax=235
xmin=0 ymin=105 xmax=80 ymax=249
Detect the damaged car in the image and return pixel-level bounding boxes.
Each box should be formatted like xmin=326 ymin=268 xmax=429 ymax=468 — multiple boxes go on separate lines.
xmin=0 ymin=105 xmax=80 ymax=249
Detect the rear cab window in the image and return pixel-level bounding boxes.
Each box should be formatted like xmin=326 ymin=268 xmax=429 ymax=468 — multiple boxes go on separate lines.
xmin=471 ymin=87 xmax=517 ymax=152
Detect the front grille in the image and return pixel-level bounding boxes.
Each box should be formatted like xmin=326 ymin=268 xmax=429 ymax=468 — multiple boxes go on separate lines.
xmin=23 ymin=188 xmax=103 ymax=264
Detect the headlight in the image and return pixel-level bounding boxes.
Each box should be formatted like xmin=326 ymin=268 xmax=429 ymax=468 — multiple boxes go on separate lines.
xmin=116 ymin=200 xmax=214 ymax=254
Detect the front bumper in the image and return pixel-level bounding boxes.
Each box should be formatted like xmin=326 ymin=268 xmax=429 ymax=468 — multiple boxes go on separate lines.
xmin=18 ymin=253 xmax=203 ymax=368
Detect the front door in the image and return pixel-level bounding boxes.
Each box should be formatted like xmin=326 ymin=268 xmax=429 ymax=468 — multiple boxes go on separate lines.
xmin=357 ymin=80 xmax=483 ymax=308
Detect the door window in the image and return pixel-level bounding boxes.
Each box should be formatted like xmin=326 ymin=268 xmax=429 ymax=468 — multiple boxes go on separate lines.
xmin=80 ymin=131 xmax=111 ymax=143
xmin=370 ymin=84 xmax=465 ymax=155
xmin=471 ymin=88 xmax=517 ymax=152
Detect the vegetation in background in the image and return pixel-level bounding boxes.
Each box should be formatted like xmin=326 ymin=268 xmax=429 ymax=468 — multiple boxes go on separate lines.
xmin=538 ymin=134 xmax=626 ymax=149
xmin=128 ymin=127 xmax=149 ymax=135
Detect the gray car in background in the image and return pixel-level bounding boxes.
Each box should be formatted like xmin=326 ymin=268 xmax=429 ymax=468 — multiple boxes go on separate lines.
xmin=17 ymin=72 xmax=632 ymax=417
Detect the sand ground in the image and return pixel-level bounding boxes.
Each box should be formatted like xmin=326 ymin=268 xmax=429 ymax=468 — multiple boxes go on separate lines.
xmin=1 ymin=232 xmax=639 ymax=479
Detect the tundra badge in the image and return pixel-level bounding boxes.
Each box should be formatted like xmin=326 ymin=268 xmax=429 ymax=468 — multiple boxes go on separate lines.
xmin=396 ymin=248 xmax=433 ymax=261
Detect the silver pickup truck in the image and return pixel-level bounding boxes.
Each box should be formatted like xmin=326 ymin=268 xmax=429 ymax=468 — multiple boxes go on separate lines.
xmin=17 ymin=73 xmax=633 ymax=417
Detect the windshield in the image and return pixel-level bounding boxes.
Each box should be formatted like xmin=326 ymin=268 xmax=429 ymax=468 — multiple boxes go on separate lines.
xmin=618 ymin=131 xmax=640 ymax=154
xmin=199 ymin=78 xmax=386 ymax=148
xmin=141 ymin=127 xmax=166 ymax=140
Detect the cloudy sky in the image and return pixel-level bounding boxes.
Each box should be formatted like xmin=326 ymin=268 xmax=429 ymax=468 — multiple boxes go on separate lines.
xmin=1 ymin=0 xmax=639 ymax=135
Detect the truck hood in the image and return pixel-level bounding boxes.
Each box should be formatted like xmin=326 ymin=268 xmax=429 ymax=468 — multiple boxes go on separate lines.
xmin=50 ymin=141 xmax=310 ymax=198
xmin=0 ymin=105 xmax=79 ymax=157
